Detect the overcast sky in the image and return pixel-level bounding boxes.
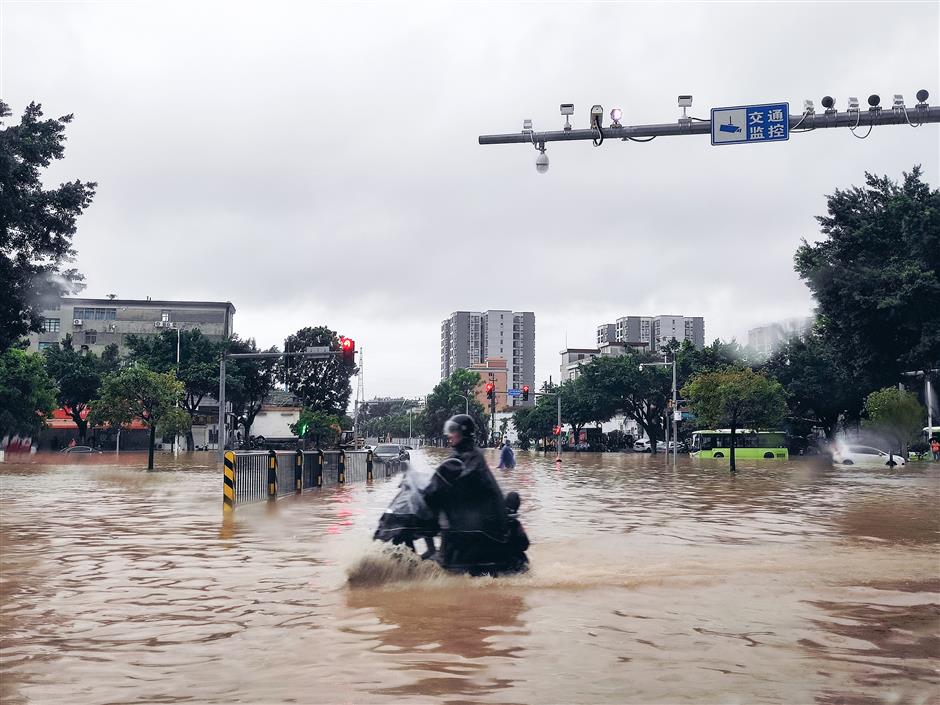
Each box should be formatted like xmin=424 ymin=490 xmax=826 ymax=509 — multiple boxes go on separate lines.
xmin=3 ymin=1 xmax=938 ymax=399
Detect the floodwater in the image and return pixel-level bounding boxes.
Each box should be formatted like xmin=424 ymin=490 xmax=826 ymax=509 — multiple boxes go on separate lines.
xmin=1 ymin=450 xmax=938 ymax=705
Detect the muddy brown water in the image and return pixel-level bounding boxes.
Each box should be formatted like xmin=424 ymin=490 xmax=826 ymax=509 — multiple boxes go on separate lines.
xmin=1 ymin=449 xmax=938 ymax=704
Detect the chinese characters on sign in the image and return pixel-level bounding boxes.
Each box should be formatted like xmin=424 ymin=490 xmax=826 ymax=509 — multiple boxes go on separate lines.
xmin=711 ymin=103 xmax=790 ymax=146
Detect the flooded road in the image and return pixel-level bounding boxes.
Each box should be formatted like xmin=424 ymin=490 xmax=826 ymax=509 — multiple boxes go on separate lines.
xmin=1 ymin=450 xmax=938 ymax=704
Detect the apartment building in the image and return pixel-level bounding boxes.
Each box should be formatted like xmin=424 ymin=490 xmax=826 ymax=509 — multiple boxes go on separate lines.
xmin=440 ymin=310 xmax=535 ymax=407
xmin=597 ymin=314 xmax=704 ymax=351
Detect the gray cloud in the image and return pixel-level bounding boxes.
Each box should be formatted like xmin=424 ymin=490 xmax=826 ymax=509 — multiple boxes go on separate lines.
xmin=3 ymin=1 xmax=937 ymax=397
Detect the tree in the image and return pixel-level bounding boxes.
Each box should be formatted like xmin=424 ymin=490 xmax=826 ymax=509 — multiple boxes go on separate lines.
xmin=682 ymin=367 xmax=786 ymax=472
xmin=560 ymin=376 xmax=611 ymax=445
xmin=0 ymin=348 xmax=57 ymax=440
xmin=795 ymin=167 xmax=940 ymax=390
xmin=291 ymin=408 xmax=343 ymax=447
xmin=90 ymin=366 xmax=190 ymax=469
xmin=42 ymin=335 xmax=117 ymax=443
xmin=283 ymin=327 xmax=356 ymax=416
xmin=512 ymin=390 xmax=558 ymax=450
xmin=226 ymin=336 xmax=279 ymax=440
xmin=125 ymin=328 xmax=220 ymax=450
xmin=577 ymin=353 xmax=673 ymax=453
xmin=0 ymin=101 xmax=96 ymax=352
xmin=423 ymin=369 xmax=487 ymax=443
xmin=762 ymin=331 xmax=862 ymax=439
xmin=863 ymin=387 xmax=924 ymax=460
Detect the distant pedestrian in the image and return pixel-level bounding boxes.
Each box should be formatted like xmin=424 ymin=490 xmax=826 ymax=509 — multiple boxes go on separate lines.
xmin=931 ymin=437 xmax=940 ymax=462
xmin=498 ymin=438 xmax=516 ymax=469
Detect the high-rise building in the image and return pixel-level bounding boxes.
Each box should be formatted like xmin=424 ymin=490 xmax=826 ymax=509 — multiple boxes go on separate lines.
xmin=597 ymin=314 xmax=704 ymax=351
xmin=747 ymin=317 xmax=814 ymax=359
xmin=440 ymin=310 xmax=535 ymax=407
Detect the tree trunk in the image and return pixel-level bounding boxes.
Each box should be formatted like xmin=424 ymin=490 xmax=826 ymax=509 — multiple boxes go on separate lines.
xmin=186 ymin=430 xmax=195 ymax=451
xmin=729 ymin=422 xmax=737 ymax=473
xmin=75 ymin=417 xmax=88 ymax=444
xmin=147 ymin=424 xmax=156 ymax=470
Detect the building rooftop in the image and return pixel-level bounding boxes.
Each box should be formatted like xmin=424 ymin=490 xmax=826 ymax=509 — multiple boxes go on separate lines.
xmin=61 ymin=297 xmax=236 ymax=313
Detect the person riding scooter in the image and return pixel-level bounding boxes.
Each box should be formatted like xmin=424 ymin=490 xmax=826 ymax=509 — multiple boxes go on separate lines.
xmin=422 ymin=414 xmax=524 ymax=576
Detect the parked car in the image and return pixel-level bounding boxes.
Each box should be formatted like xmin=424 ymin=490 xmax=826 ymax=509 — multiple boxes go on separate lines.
xmin=59 ymin=446 xmax=100 ymax=454
xmin=633 ymin=439 xmax=652 ymax=453
xmin=373 ymin=444 xmax=410 ymax=463
xmin=832 ymin=445 xmax=906 ymax=467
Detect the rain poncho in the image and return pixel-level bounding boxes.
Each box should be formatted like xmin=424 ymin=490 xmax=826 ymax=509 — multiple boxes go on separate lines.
xmin=373 ymin=468 xmax=439 ymax=545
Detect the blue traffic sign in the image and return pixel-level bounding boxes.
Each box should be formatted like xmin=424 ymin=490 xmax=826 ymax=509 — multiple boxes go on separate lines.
xmin=711 ymin=102 xmax=789 ymax=146
xmin=507 ymin=388 xmax=522 ymax=397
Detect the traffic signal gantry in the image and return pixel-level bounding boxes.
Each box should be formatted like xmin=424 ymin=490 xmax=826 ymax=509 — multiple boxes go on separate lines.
xmin=477 ymin=91 xmax=939 ymax=173
xmin=217 ymin=336 xmax=356 ymax=459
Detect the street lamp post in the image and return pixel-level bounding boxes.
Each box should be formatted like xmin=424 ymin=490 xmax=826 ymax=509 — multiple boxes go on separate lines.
xmin=456 ymin=394 xmax=469 ymax=415
xmin=640 ymin=354 xmax=678 ymax=468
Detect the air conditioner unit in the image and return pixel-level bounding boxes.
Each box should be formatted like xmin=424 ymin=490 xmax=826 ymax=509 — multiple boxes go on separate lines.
xmin=154 ymin=321 xmax=164 ymax=328
xmin=73 ymin=319 xmax=83 ymax=326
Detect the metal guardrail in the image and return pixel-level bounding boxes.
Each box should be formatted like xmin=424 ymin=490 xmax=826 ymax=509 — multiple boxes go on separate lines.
xmin=222 ymin=449 xmax=402 ymax=509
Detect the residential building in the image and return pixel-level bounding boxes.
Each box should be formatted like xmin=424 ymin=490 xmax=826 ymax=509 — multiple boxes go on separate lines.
xmin=440 ymin=310 xmax=535 ymax=407
xmin=26 ymin=296 xmax=235 ymax=354
xmin=747 ymin=317 xmax=814 ymax=359
xmin=597 ymin=314 xmax=705 ymax=352
xmin=561 ymin=342 xmax=634 ymax=382
xmin=560 ymin=347 xmax=600 ymax=382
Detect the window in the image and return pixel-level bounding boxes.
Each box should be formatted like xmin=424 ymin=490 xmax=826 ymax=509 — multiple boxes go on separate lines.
xmin=38 ymin=341 xmax=58 ymax=351
xmin=73 ymin=307 xmax=115 ymax=321
xmin=84 ymin=330 xmax=97 ymax=345
xmin=161 ymin=310 xmax=171 ymax=322
xmin=42 ymin=318 xmax=60 ymax=333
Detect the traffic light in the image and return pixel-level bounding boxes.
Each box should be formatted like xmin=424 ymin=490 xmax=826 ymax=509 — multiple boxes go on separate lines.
xmin=522 ymin=385 xmax=530 ymax=401
xmin=485 ymin=382 xmax=495 ymax=400
xmin=341 ymin=337 xmax=355 ymax=365
xmin=553 ymin=425 xmax=561 ymax=436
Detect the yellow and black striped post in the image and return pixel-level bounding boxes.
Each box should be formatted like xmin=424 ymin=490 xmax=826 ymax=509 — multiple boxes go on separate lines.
xmin=338 ymin=449 xmax=346 ymax=484
xmin=366 ymin=450 xmax=374 ymax=482
xmin=267 ymin=449 xmax=278 ymax=499
xmin=294 ymin=449 xmax=303 ymax=492
xmin=316 ymin=449 xmax=323 ymax=487
xmin=223 ymin=451 xmax=236 ymax=511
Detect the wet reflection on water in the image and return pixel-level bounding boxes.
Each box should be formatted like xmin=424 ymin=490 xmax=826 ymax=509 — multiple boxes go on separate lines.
xmin=1 ymin=449 xmax=937 ymax=704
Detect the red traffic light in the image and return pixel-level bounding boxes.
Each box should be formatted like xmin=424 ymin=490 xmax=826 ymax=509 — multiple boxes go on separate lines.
xmin=485 ymin=382 xmax=495 ymax=400
xmin=340 ymin=337 xmax=355 ymax=364
xmin=522 ymin=385 xmax=530 ymax=401
xmin=553 ymin=425 xmax=561 ymax=436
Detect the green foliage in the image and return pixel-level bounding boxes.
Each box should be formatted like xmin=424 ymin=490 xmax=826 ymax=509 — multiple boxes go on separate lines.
xmin=512 ymin=388 xmax=558 ymax=443
xmin=90 ymin=365 xmax=189 ymax=468
xmin=577 ymin=352 xmax=673 ymax=449
xmin=863 ymin=387 xmax=924 ymax=452
xmin=761 ymin=331 xmax=861 ymax=439
xmin=126 ymin=328 xmax=220 ymax=449
xmin=284 ymin=326 xmax=356 ymax=416
xmin=682 ymin=367 xmax=786 ymax=471
xmin=291 ymin=408 xmax=343 ymax=446
xmin=0 ymin=348 xmax=57 ymax=438
xmin=42 ymin=334 xmax=113 ymax=442
xmin=795 ymin=167 xmax=940 ymax=389
xmin=225 ymin=336 xmax=279 ymax=438
xmin=423 ymin=369 xmax=487 ymax=442
xmin=0 ymin=101 xmax=96 ymax=352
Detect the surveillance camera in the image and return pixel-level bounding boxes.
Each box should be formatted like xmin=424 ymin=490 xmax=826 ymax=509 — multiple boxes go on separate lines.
xmin=560 ymin=103 xmax=574 ymax=116
xmin=893 ymin=94 xmax=905 ymax=109
xmin=590 ymin=105 xmax=604 ymax=128
xmin=522 ymin=119 xmax=533 ymax=132
xmin=916 ymin=89 xmax=929 ymax=105
xmin=821 ymin=95 xmax=834 ymax=109
xmin=677 ymin=95 xmax=693 ymax=108
xmin=535 ymin=150 xmax=549 ymax=174
xmin=868 ymin=94 xmax=881 ymax=109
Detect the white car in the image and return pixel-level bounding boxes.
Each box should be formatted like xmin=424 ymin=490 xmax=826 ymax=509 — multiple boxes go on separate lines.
xmin=633 ymin=439 xmax=652 ymax=452
xmin=832 ymin=445 xmax=906 ymax=467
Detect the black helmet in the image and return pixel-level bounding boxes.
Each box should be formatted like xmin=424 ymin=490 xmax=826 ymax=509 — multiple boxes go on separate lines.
xmin=444 ymin=414 xmax=475 ymax=439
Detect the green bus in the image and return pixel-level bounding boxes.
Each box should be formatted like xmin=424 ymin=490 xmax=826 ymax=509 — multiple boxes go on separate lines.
xmin=690 ymin=430 xmax=789 ymax=460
